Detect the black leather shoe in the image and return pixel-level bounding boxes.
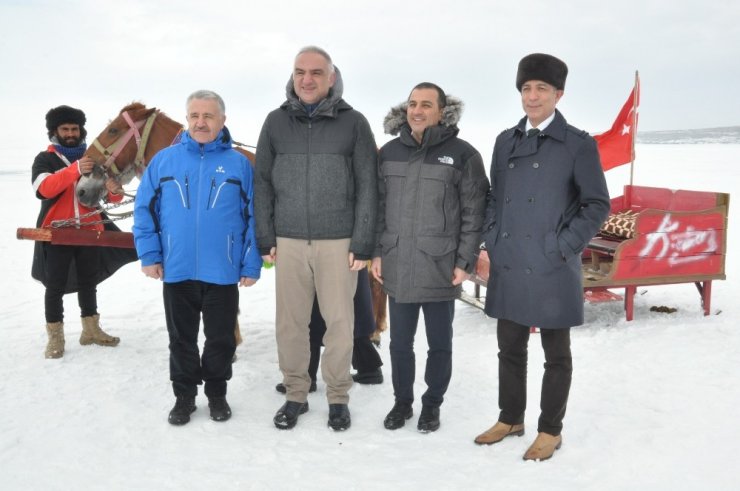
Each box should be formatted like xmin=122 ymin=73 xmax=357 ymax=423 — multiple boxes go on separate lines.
xmin=275 ymin=380 xmax=317 ymax=394
xmin=273 ymin=401 xmax=309 ymax=430
xmin=168 ymin=395 xmax=196 ymax=426
xmin=417 ymin=405 xmax=440 ymax=433
xmin=327 ymin=403 xmax=351 ymax=431
xmin=383 ymin=402 xmax=413 ymax=430
xmin=351 ymin=368 xmax=384 ymax=385
xmin=208 ymin=396 xmax=232 ymax=422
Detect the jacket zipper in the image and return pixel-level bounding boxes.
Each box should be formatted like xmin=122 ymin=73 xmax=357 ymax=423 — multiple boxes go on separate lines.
xmin=443 ymin=183 xmax=448 ymax=231
xmin=194 ymin=145 xmax=204 ymax=278
xmin=207 ymin=177 xmax=215 ymax=210
xmin=306 ymin=120 xmax=312 ymax=244
xmin=185 ymin=175 xmax=191 ymax=209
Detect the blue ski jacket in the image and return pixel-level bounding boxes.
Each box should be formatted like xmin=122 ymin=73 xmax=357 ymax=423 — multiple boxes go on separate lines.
xmin=133 ymin=128 xmax=261 ymax=284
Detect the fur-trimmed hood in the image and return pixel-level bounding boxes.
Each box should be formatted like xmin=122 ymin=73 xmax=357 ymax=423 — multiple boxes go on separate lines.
xmin=383 ymin=95 xmax=464 ymax=135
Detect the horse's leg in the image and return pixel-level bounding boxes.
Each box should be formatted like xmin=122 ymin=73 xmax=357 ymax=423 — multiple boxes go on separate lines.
xmin=234 ymin=310 xmax=243 ymax=346
xmin=369 ymin=272 xmax=387 ymax=345
xmin=232 ymin=309 xmax=243 ymax=363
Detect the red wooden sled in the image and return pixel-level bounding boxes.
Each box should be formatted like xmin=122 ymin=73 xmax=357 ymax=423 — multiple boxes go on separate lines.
xmin=461 ymin=185 xmax=729 ymax=321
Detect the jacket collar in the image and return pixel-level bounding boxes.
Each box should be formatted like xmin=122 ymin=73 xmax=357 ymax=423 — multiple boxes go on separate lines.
xmin=513 ymin=109 xmax=567 ymax=142
xmin=182 ymin=126 xmax=233 ymax=153
xmin=399 ymin=123 xmax=459 ymax=149
xmin=509 ymin=109 xmax=567 ymax=158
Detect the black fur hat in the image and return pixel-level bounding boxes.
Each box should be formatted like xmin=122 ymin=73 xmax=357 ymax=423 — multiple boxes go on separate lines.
xmin=45 ymin=105 xmax=87 ymax=140
xmin=516 ymin=53 xmax=568 ymax=92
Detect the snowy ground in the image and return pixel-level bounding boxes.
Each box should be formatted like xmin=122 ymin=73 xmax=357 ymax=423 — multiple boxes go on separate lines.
xmin=1 ymin=144 xmax=739 ymax=490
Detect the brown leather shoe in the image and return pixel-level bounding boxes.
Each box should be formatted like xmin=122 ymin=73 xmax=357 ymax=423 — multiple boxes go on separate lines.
xmin=474 ymin=421 xmax=525 ymax=445
xmin=522 ymin=432 xmax=562 ymax=461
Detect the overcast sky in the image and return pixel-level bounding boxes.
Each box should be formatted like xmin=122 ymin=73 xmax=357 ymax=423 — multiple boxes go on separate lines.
xmin=2 ymin=0 xmax=738 ymax=166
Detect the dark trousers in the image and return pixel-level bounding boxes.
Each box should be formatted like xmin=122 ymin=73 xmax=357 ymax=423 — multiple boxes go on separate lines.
xmin=388 ymin=297 xmax=454 ymax=408
xmin=497 ymin=318 xmax=572 ymax=436
xmin=163 ymin=280 xmax=238 ymax=398
xmin=44 ymin=244 xmax=98 ymax=323
xmin=352 ymin=336 xmax=382 ymax=373
xmin=306 ymin=268 xmax=383 ymax=379
xmin=306 ymin=333 xmax=381 ymax=380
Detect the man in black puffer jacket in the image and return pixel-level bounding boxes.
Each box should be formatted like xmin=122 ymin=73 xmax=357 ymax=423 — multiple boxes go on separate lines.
xmin=254 ymin=46 xmax=378 ymax=432
xmin=371 ymin=83 xmax=489 ymax=433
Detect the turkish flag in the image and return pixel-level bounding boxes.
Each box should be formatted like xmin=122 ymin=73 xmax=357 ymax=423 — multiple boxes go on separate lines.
xmin=594 ymin=77 xmax=640 ymax=171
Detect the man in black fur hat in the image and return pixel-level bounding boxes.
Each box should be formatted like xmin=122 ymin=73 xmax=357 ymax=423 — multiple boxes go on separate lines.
xmin=31 ymin=105 xmax=128 ymax=359
xmin=473 ymin=54 xmax=610 ymax=460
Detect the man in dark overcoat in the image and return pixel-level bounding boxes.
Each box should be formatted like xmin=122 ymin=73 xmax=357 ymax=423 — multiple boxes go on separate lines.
xmin=474 ymin=54 xmax=610 ymax=461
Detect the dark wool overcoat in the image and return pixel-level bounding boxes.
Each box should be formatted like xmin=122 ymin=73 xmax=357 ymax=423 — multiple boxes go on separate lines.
xmin=483 ymin=110 xmax=610 ymax=328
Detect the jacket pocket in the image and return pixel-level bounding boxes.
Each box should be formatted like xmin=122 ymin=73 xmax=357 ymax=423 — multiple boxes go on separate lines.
xmin=209 ymin=178 xmax=241 ymax=210
xmin=544 ymin=230 xmax=566 ymax=269
xmin=414 ymin=236 xmax=457 ymax=288
xmin=159 ymin=176 xmax=189 ymax=209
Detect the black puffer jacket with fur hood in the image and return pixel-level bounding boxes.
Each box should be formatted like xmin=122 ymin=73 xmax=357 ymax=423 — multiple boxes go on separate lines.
xmin=375 ymin=96 xmax=489 ymax=303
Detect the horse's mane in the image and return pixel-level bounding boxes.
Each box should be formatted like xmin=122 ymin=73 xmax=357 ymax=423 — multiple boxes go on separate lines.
xmin=118 ymin=102 xmax=182 ymax=129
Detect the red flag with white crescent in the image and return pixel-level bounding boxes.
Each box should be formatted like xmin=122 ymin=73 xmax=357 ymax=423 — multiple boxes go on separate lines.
xmin=594 ymin=76 xmax=640 ymax=171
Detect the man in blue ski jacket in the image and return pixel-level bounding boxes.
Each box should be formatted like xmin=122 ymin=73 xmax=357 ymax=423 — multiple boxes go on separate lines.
xmin=133 ymin=90 xmax=262 ymax=426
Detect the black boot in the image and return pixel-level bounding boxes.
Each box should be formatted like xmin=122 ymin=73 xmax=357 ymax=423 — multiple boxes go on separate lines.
xmin=352 ymin=367 xmax=383 ymax=384
xmin=208 ymin=396 xmax=232 ymax=422
xmin=383 ymin=402 xmax=413 ymax=430
xmin=417 ymin=405 xmax=440 ymax=433
xmin=273 ymin=401 xmax=309 ymax=430
xmin=168 ymin=395 xmax=196 ymax=426
xmin=275 ymin=379 xmax=317 ymax=394
xmin=328 ymin=403 xmax=351 ymax=431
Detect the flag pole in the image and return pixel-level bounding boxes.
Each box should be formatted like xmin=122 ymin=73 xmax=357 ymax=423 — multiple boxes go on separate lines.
xmin=629 ymin=70 xmax=639 ymax=186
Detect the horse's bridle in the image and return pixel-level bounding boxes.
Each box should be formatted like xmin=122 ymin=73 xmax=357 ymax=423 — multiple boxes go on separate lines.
xmin=90 ymin=110 xmax=159 ymax=177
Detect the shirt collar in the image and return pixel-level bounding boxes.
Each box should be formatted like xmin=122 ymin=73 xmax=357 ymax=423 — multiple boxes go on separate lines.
xmin=525 ymin=111 xmax=556 ymax=133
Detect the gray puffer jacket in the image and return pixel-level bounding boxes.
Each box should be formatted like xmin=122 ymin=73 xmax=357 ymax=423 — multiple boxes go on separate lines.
xmin=375 ymin=96 xmax=489 ymax=303
xmin=254 ymin=67 xmax=378 ymax=258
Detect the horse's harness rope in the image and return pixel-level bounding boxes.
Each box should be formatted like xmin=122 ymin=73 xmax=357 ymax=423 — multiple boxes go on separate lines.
xmin=90 ymin=110 xmax=158 ymax=177
xmin=50 ymin=197 xmax=135 ymax=228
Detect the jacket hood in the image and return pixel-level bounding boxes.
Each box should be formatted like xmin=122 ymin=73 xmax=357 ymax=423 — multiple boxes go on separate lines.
xmin=283 ymin=65 xmax=346 ymax=117
xmin=383 ymin=95 xmax=464 ymax=136
xmin=182 ymin=126 xmax=234 ymax=152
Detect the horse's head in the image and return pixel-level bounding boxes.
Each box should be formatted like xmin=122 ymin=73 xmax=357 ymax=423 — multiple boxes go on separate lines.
xmin=76 ymin=103 xmax=159 ymax=207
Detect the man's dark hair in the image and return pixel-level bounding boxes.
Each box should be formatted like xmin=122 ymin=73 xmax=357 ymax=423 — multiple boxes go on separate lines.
xmin=409 ymin=82 xmax=446 ymax=109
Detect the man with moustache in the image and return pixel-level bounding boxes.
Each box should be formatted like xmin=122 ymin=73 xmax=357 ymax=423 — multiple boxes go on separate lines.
xmin=31 ymin=105 xmax=126 ymax=359
xmin=254 ymin=46 xmax=378 ymax=431
xmin=134 ymin=90 xmax=261 ymax=425
xmin=474 ymin=54 xmax=610 ymax=461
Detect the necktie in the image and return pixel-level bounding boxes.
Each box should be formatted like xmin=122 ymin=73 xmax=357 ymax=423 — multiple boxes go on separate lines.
xmin=527 ymin=128 xmax=540 ymax=138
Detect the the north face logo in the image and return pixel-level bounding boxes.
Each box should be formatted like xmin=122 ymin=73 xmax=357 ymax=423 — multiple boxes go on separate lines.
xmin=215 ymin=165 xmax=226 ymax=173
xmin=438 ymin=156 xmax=454 ymax=165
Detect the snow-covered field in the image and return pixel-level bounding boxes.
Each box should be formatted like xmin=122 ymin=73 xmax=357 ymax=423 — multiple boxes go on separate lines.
xmin=1 ymin=144 xmax=738 ymax=490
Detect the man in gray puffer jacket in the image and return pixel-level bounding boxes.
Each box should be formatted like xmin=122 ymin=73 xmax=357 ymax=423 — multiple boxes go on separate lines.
xmin=371 ymin=83 xmax=489 ymax=433
xmin=254 ymin=46 xmax=377 ymax=432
